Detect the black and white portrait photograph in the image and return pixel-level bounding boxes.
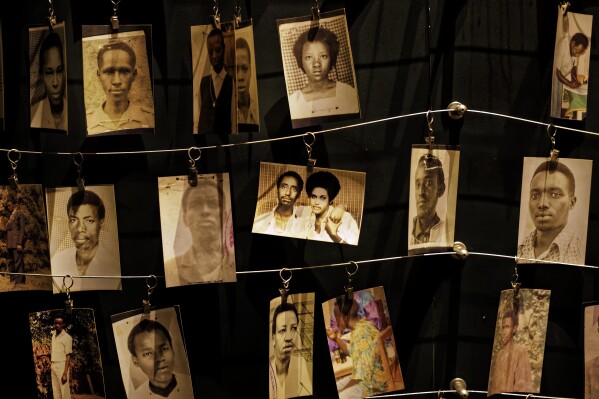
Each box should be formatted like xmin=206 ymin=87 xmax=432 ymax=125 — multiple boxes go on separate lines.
xmin=46 ymin=185 xmax=121 ymax=293
xmin=584 ymin=302 xmax=599 ymax=398
xmin=29 ymin=308 xmax=106 ymax=399
xmin=29 ymin=23 xmax=68 ymax=132
xmin=487 ymin=288 xmax=550 ymax=396
xmin=233 ymin=20 xmax=260 ymax=133
xmin=269 ymin=292 xmax=314 ymax=399
xmin=111 ymin=306 xmax=194 ymax=399
xmin=252 ymin=162 xmax=365 ymax=245
xmin=277 ymin=9 xmax=360 ymax=129
xmin=158 ymin=173 xmax=236 ymax=287
xmin=408 ymin=145 xmax=460 ymax=255
xmin=517 ymin=157 xmax=592 ymax=265
xmin=0 ymin=184 xmax=52 ymax=292
xmin=191 ymin=23 xmax=235 ymax=134
xmin=82 ymin=26 xmax=154 ymax=136
xmin=551 ymin=9 xmax=592 ymax=120
xmin=323 ymin=286 xmax=404 ymax=398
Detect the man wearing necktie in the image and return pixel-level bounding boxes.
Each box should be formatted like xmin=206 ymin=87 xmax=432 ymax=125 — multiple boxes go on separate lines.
xmin=198 ymin=28 xmax=233 ymax=134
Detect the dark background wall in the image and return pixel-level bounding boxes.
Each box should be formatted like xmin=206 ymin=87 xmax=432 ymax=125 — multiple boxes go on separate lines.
xmin=1 ymin=0 xmax=598 ymax=397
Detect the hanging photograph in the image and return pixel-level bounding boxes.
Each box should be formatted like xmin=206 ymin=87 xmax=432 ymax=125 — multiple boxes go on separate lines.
xmin=269 ymin=292 xmax=315 ymax=399
xmin=191 ymin=22 xmax=235 ymax=134
xmin=29 ymin=22 xmax=68 ymax=132
xmin=29 ymin=308 xmax=106 ymax=399
xmin=487 ymin=288 xmax=550 ymax=396
xmin=112 ymin=306 xmax=194 ymax=399
xmin=0 ymin=184 xmax=52 ymax=292
xmin=584 ymin=302 xmax=599 ymax=397
xmin=233 ymin=19 xmax=260 ymax=133
xmin=157 ymin=173 xmax=236 ymax=287
xmin=517 ymin=157 xmax=592 ymax=265
xmin=46 ymin=185 xmax=122 ymax=293
xmin=82 ymin=25 xmax=154 ymax=136
xmin=408 ymin=145 xmax=460 ymax=255
xmin=323 ymin=286 xmax=404 ymax=397
xmin=551 ymin=9 xmax=592 ymax=120
xmin=277 ymin=9 xmax=360 ymax=129
xmin=252 ymin=162 xmax=365 ymax=245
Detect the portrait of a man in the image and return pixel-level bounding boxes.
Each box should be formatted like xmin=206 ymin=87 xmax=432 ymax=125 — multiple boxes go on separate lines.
xmin=269 ymin=293 xmax=314 ymax=399
xmin=277 ymin=9 xmax=360 ymax=129
xmin=551 ymin=9 xmax=592 ymax=120
xmin=46 ymin=186 xmax=122 ymax=293
xmin=30 ymin=308 xmax=106 ymax=399
xmin=408 ymin=146 xmax=460 ymax=255
xmin=191 ymin=24 xmax=235 ymax=134
xmin=158 ymin=174 xmax=236 ymax=287
xmin=29 ymin=23 xmax=68 ymax=131
xmin=112 ymin=306 xmax=194 ymax=399
xmin=584 ymin=303 xmax=599 ymax=399
xmin=252 ymin=162 xmax=365 ymax=245
xmin=82 ymin=27 xmax=155 ymax=135
xmin=323 ymin=286 xmax=403 ymax=398
xmin=234 ymin=21 xmax=260 ymax=133
xmin=487 ymin=288 xmax=550 ymax=396
xmin=517 ymin=157 xmax=592 ymax=265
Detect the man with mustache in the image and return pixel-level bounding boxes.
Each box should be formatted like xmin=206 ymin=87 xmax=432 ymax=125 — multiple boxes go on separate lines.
xmin=170 ymin=178 xmax=236 ymax=285
xmin=127 ymin=319 xmax=193 ymax=399
xmin=269 ymin=302 xmax=312 ymax=399
xmin=517 ymin=160 xmax=582 ymax=264
xmin=51 ymin=189 xmax=121 ymax=292
xmin=409 ymin=154 xmax=447 ymax=249
xmin=87 ymin=39 xmax=154 ymax=134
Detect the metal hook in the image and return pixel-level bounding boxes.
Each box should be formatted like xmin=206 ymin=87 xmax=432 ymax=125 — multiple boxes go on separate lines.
xmin=111 ymin=0 xmax=121 ymax=30
xmin=212 ymin=0 xmax=221 ymax=29
xmin=234 ymin=4 xmax=242 ymax=28
xmin=311 ymin=0 xmax=320 ymax=21
xmin=547 ymin=124 xmax=559 ymax=163
xmin=7 ymin=149 xmax=21 ymax=188
xmin=187 ymin=147 xmax=201 ymax=187
xmin=279 ymin=268 xmax=292 ymax=303
xmin=303 ymin=132 xmax=317 ymax=173
xmin=63 ymin=275 xmax=74 ymax=314
xmin=425 ymin=111 xmax=435 ymax=150
xmin=559 ymin=1 xmax=570 ymax=15
xmin=143 ymin=275 xmax=158 ymax=314
xmin=511 ymin=265 xmax=521 ymax=297
xmin=73 ymin=153 xmax=85 ymax=191
xmin=344 ymin=261 xmax=359 ymax=297
xmin=48 ymin=0 xmax=56 ymax=26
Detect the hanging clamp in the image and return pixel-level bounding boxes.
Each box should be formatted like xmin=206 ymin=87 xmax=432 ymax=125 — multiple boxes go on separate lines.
xmin=7 ymin=149 xmax=21 ymax=189
xmin=279 ymin=268 xmax=292 ymax=304
xmin=111 ymin=0 xmax=121 ymax=30
xmin=73 ymin=152 xmax=85 ymax=191
xmin=47 ymin=0 xmax=57 ymax=26
xmin=425 ymin=110 xmax=435 ymax=151
xmin=63 ymin=275 xmax=74 ymax=314
xmin=234 ymin=5 xmax=242 ymax=28
xmin=143 ymin=275 xmax=158 ymax=314
xmin=511 ymin=265 xmax=521 ymax=298
xmin=559 ymin=1 xmax=570 ymax=15
xmin=344 ymin=261 xmax=359 ymax=298
xmin=311 ymin=0 xmax=320 ymax=22
xmin=212 ymin=0 xmax=221 ymax=29
xmin=547 ymin=124 xmax=559 ymax=164
xmin=187 ymin=147 xmax=201 ymax=187
xmin=304 ymin=132 xmax=317 ymax=174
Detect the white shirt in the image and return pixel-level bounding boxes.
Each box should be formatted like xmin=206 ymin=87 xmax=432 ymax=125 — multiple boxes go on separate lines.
xmin=51 ymin=330 xmax=72 ymax=362
xmin=211 ymin=68 xmax=228 ymax=98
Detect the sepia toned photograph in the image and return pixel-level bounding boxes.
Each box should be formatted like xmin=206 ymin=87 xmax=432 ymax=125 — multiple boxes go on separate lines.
xmin=191 ymin=23 xmax=235 ymax=134
xmin=517 ymin=157 xmax=592 ymax=265
xmin=112 ymin=306 xmax=194 ymax=399
xmin=158 ymin=173 xmax=236 ymax=287
xmin=269 ymin=292 xmax=315 ymax=399
xmin=487 ymin=288 xmax=550 ymax=396
xmin=46 ymin=185 xmax=121 ymax=293
xmin=277 ymin=9 xmax=360 ymax=129
xmin=0 ymin=184 xmax=52 ymax=292
xmin=551 ymin=9 xmax=592 ymax=120
xmin=584 ymin=302 xmax=599 ymax=398
xmin=408 ymin=145 xmax=460 ymax=255
xmin=233 ymin=20 xmax=260 ymax=133
xmin=82 ymin=26 xmax=154 ymax=136
xmin=323 ymin=286 xmax=404 ymax=398
xmin=252 ymin=162 xmax=365 ymax=245
xmin=29 ymin=308 xmax=106 ymax=399
xmin=29 ymin=23 xmax=68 ymax=132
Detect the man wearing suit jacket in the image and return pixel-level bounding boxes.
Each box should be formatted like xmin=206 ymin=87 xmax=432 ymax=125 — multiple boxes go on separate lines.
xmin=6 ymin=200 xmax=26 ymax=284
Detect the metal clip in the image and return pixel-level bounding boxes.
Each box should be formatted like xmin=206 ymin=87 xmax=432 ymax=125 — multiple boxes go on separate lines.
xmin=547 ymin=124 xmax=559 ymax=164
xmin=73 ymin=152 xmax=85 ymax=191
xmin=111 ymin=0 xmax=121 ymax=30
xmin=63 ymin=275 xmax=74 ymax=314
xmin=48 ymin=0 xmax=57 ymax=27
xmin=234 ymin=5 xmax=242 ymax=28
xmin=511 ymin=265 xmax=521 ymax=298
xmin=311 ymin=0 xmax=320 ymax=22
xmin=304 ymin=132 xmax=317 ymax=174
xmin=559 ymin=1 xmax=570 ymax=15
xmin=7 ymin=149 xmax=21 ymax=189
xmin=425 ymin=110 xmax=435 ymax=151
xmin=279 ymin=268 xmax=292 ymax=304
xmin=344 ymin=261 xmax=359 ymax=298
xmin=187 ymin=147 xmax=201 ymax=187
xmin=143 ymin=275 xmax=158 ymax=314
xmin=212 ymin=0 xmax=221 ymax=29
